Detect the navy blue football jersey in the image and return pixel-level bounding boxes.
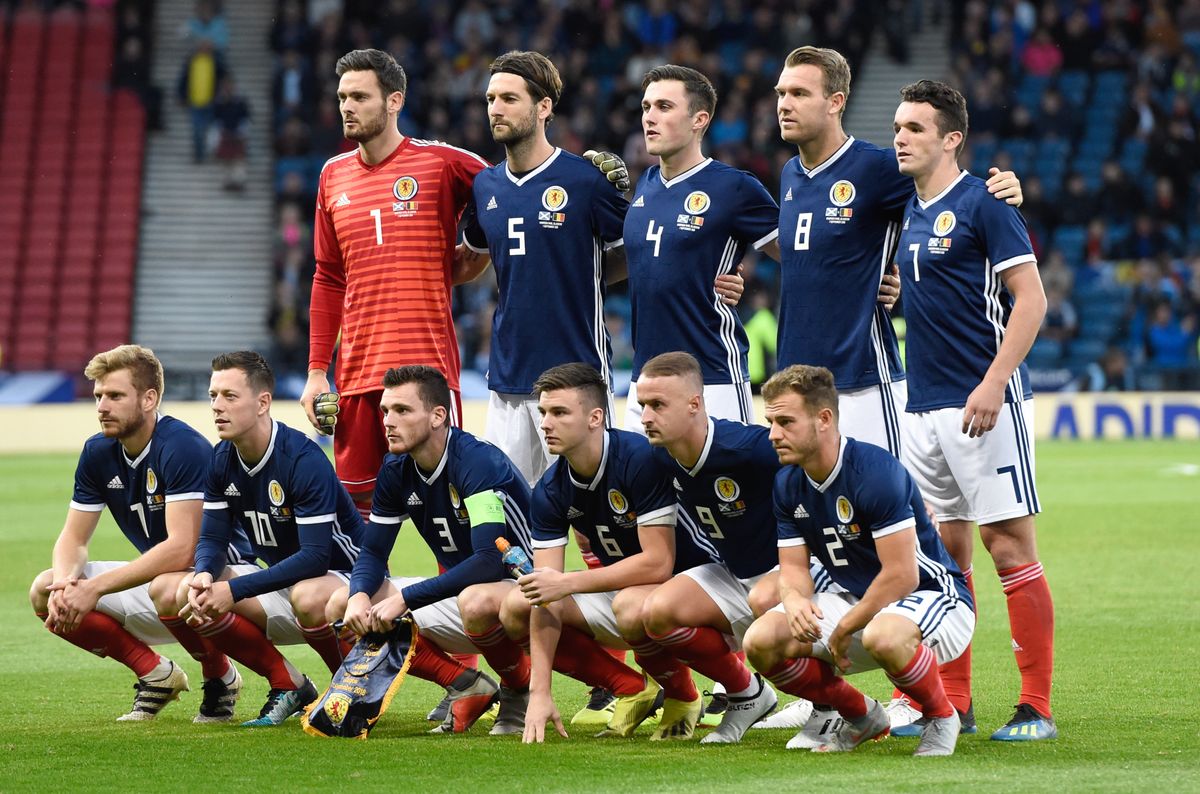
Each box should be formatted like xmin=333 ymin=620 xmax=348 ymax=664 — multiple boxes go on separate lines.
xmin=624 ymin=159 xmax=779 ymax=383
xmin=351 ymin=428 xmax=533 ymax=611
xmin=464 ymin=148 xmax=628 ymax=393
xmin=649 ymin=418 xmax=781 ymax=579
xmin=776 ymin=138 xmax=909 ymax=390
xmin=775 ymin=436 xmax=972 ymax=608
xmin=196 ymin=421 xmax=363 ymax=602
xmin=896 ymin=171 xmax=1037 ymax=412
xmin=70 ymin=415 xmax=252 ymax=562
xmin=531 ymin=428 xmax=717 ymax=573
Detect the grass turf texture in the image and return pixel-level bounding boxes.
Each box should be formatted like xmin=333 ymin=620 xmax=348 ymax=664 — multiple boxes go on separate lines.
xmin=2 ymin=441 xmax=1197 ymax=793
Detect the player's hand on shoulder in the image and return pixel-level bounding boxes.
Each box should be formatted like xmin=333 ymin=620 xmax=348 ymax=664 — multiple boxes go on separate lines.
xmin=583 ymin=149 xmax=631 ymax=193
xmin=522 ymin=691 xmax=568 ymax=744
xmin=878 ymin=264 xmax=900 ymax=309
xmin=300 ymin=371 xmax=335 ymax=435
xmin=986 ymin=167 xmax=1023 ymax=207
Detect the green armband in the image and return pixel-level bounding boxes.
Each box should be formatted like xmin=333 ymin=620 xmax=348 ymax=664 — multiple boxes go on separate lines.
xmin=464 ymin=490 xmax=505 ymax=527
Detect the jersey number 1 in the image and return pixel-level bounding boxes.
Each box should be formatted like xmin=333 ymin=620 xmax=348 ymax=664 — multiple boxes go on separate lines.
xmin=908 ymin=243 xmax=921 ymax=282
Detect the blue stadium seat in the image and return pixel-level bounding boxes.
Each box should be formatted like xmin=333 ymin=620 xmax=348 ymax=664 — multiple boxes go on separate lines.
xmin=1027 ymin=337 xmax=1064 ymax=369
xmin=1057 ymin=70 xmax=1091 ymax=107
xmin=1067 ymin=337 xmax=1109 ymax=364
xmin=1051 ymin=225 xmax=1087 ymax=266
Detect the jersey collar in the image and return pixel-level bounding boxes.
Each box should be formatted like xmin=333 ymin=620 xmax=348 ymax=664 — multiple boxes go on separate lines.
xmin=122 ymin=412 xmax=162 ymax=468
xmin=680 ymin=417 xmax=716 ymax=478
xmin=505 ymin=147 xmax=561 ymax=186
xmin=800 ymin=135 xmax=855 ymax=179
xmin=417 ymin=427 xmax=452 ymax=485
xmin=568 ymin=430 xmax=610 ymax=491
xmin=659 ymin=157 xmax=712 ymax=188
xmin=806 ymin=434 xmax=847 ymax=493
xmin=917 ymin=169 xmax=968 ymax=211
xmin=237 ymin=420 xmax=278 ymax=476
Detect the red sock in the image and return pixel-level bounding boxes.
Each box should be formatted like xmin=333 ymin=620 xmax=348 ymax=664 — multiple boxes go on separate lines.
xmin=581 ymin=550 xmax=603 ymax=570
xmin=630 ymin=638 xmax=699 ymax=701
xmin=550 ymin=626 xmax=646 ymax=696
xmin=160 ymin=615 xmax=230 ymax=679
xmin=763 ymin=657 xmax=867 ymax=718
xmin=888 ymin=644 xmax=953 ymax=719
xmin=47 ymin=611 xmax=160 ymax=678
xmin=408 ymin=635 xmax=470 ymax=688
xmin=647 ymin=626 xmax=752 ymax=693
xmin=195 ymin=613 xmax=295 ymax=690
xmin=451 ymin=653 xmax=479 ymax=669
xmin=298 ymin=621 xmax=352 ymax=674
xmin=939 ymin=566 xmax=975 ymax=712
xmin=466 ymin=622 xmax=530 ymax=690
xmin=999 ymin=561 xmax=1054 ymax=716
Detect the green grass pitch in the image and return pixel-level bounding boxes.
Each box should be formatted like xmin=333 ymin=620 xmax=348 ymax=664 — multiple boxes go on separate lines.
xmin=2 ymin=441 xmax=1198 ymax=792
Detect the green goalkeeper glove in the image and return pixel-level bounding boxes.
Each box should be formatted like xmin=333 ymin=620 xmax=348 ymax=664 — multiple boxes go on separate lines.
xmin=583 ymin=149 xmax=631 ymax=193
xmin=313 ymin=392 xmax=340 ymax=436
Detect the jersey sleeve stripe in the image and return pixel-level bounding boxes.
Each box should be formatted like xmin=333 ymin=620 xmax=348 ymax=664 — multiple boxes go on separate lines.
xmin=603 ymin=237 xmax=624 ymax=251
xmin=777 ymin=537 xmax=807 ymax=548
xmin=203 ymin=500 xmax=229 ymax=510
xmin=872 ymin=517 xmax=916 ymax=539
xmin=532 ymin=537 xmax=570 ymax=549
xmin=991 ymin=253 xmax=1037 ymax=272
xmin=369 ymin=514 xmax=404 ymax=525
xmin=410 ymin=138 xmax=490 ymax=167
xmin=295 ymin=513 xmax=337 ymax=525
xmin=69 ymin=500 xmax=105 ymax=513
xmin=639 ymin=504 xmax=677 ymax=526
xmin=751 ymin=227 xmax=780 ymax=251
xmin=164 ymin=492 xmax=204 ymax=503
xmin=463 ymin=238 xmax=488 ymax=254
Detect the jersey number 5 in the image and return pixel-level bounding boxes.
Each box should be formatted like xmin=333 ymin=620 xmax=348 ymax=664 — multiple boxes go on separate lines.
xmin=508 ymin=217 xmax=526 ymax=256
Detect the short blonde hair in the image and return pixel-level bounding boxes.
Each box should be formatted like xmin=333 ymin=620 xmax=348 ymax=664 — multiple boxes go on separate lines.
xmin=84 ymin=344 xmax=165 ymax=396
xmin=640 ymin=351 xmax=703 ymax=390
xmin=784 ymin=46 xmax=851 ymax=114
xmin=762 ymin=364 xmax=838 ymax=419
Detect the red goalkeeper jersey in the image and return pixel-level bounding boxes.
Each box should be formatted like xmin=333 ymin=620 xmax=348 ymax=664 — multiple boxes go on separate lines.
xmin=310 ymin=137 xmax=488 ymax=395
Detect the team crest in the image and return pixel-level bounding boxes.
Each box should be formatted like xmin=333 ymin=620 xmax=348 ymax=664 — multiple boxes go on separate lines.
xmin=684 ymin=191 xmax=711 ymax=215
xmin=323 ymin=692 xmax=352 ymax=725
xmin=448 ymin=484 xmax=462 ymax=510
xmin=933 ymin=210 xmax=956 ymax=236
xmin=607 ymin=489 xmax=628 ymax=514
xmin=541 ymin=186 xmax=568 ymax=211
xmin=268 ymin=480 xmax=286 ymax=507
xmin=836 ymin=495 xmax=854 ymax=523
xmin=145 ymin=468 xmax=158 ymax=494
xmin=392 ymin=176 xmax=419 ymax=201
xmin=714 ymin=477 xmax=740 ymax=503
xmin=829 ymin=180 xmax=856 ymax=207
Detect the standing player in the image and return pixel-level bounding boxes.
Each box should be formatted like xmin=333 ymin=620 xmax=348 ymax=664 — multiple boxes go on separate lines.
xmin=29 ymin=345 xmax=251 ymax=722
xmin=503 ymin=363 xmax=717 ymax=742
xmin=333 ymin=365 xmax=534 ymax=735
xmin=301 ymin=48 xmax=488 ymax=512
xmin=176 ymin=351 xmax=364 ymax=726
xmin=770 ymin=45 xmax=1020 ymax=732
xmin=622 ymin=66 xmax=781 ymax=430
xmin=742 ymin=364 xmax=975 ymax=756
xmin=892 ymin=80 xmax=1054 ymax=741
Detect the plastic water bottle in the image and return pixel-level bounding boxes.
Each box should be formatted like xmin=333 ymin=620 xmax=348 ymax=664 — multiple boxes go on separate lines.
xmin=495 ymin=537 xmax=533 ymax=577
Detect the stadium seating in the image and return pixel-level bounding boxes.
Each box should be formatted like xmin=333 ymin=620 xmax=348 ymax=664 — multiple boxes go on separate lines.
xmin=0 ymin=5 xmax=144 ymax=374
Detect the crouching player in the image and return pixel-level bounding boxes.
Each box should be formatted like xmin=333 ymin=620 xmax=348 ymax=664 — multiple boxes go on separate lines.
xmin=505 ymin=364 xmax=714 ymax=743
xmin=742 ymin=365 xmax=975 ymax=756
xmin=30 ymin=345 xmax=254 ymax=722
xmin=151 ymin=351 xmax=370 ymax=727
xmin=330 ymin=365 xmax=536 ymax=734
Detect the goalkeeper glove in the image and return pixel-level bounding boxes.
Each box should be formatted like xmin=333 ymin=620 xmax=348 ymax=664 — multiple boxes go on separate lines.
xmin=583 ymin=149 xmax=631 ymax=193
xmin=313 ymin=392 xmax=340 ymax=436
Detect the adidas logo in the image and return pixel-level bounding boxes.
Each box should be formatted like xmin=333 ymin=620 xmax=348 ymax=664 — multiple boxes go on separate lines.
xmin=107 ymin=476 xmax=124 ymax=489
xmin=224 ymin=483 xmax=241 ymax=497
xmin=567 ymin=506 xmax=584 ymax=520
xmin=632 ymin=195 xmax=644 ymax=207
xmin=784 ymin=187 xmax=793 ymax=201
xmin=1011 ymin=638 xmax=1024 ymax=653
xmin=793 ymin=503 xmax=809 ymax=519
xmin=407 ymin=493 xmax=423 ymax=507
xmin=335 ymin=193 xmax=351 ymax=207
xmin=486 ymin=195 xmax=497 ymax=210
xmin=672 ymin=478 xmax=681 ymax=491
